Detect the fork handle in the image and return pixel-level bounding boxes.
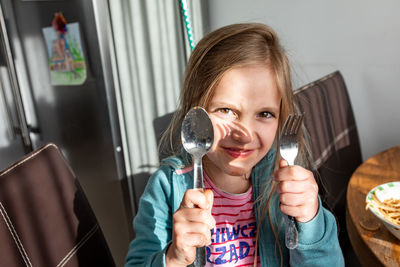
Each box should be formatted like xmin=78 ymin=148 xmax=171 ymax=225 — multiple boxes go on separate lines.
xmin=285 ymin=215 xmax=298 ymax=249
xmin=284 ymin=159 xmax=298 ymax=249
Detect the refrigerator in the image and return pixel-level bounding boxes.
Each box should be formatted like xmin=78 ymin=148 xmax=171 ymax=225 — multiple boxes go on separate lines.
xmin=0 ymin=0 xmax=132 ymax=265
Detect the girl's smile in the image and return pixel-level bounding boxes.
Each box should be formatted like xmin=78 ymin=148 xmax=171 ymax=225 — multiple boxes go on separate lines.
xmin=204 ymin=64 xmax=281 ymax=194
xmin=222 ymin=146 xmax=253 ymax=158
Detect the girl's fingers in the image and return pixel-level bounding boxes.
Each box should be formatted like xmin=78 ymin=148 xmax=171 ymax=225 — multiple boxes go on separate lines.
xmin=276 ymin=180 xmax=319 ymax=214
xmin=170 ymin=189 xmax=215 ymax=266
xmin=184 ymin=233 xmax=210 ymax=247
xmin=180 ymin=189 xmax=210 ymax=209
xmin=280 ymin=192 xmax=306 ymax=206
xmin=274 ymin=166 xmax=313 ymax=182
xmin=274 ymin=159 xmax=319 ymax=222
xmin=173 ymin=221 xmax=211 ymax=246
xmin=280 ymin=190 xmax=317 ymax=206
xmin=276 ymin=180 xmax=312 ymax=194
xmin=274 ymin=160 xmax=313 ymax=182
xmin=177 ymin=189 xmax=215 ymax=228
xmin=168 ymin=231 xmax=209 ymax=265
xmin=175 ymin=207 xmax=215 ymax=229
xmin=204 ymin=189 xmax=216 ymax=228
xmin=279 ymin=158 xmax=289 ymax=168
xmin=280 ymin=201 xmax=319 ymax=223
xmin=273 ymin=160 xmax=318 ymax=195
xmin=280 ymin=203 xmax=303 ymax=218
xmin=204 ymin=189 xmax=214 ymax=209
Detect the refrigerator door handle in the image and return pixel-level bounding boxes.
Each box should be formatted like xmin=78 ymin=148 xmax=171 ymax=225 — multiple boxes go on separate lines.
xmin=0 ymin=76 xmax=17 ymax=140
xmin=0 ymin=3 xmax=32 ymax=151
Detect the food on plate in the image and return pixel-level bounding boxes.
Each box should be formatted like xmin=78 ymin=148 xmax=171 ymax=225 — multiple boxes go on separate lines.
xmin=366 ymin=191 xmax=400 ymax=227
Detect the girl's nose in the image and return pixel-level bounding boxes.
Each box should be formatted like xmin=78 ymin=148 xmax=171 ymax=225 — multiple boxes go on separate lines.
xmin=231 ymin=122 xmax=252 ymax=143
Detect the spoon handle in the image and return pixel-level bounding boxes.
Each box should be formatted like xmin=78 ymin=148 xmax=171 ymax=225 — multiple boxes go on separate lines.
xmin=188 ymin=247 xmax=206 ymax=267
xmin=193 ymin=156 xmax=204 ymax=189
xmin=191 ymin=156 xmax=206 ymax=266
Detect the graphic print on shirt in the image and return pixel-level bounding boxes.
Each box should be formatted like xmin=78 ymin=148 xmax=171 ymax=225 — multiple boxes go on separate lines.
xmin=207 ymin=222 xmax=257 ymax=264
xmin=204 ymin=174 xmax=260 ymax=266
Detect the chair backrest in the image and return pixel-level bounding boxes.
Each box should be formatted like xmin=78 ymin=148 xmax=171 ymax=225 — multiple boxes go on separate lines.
xmin=294 ymin=71 xmax=362 ymax=245
xmin=153 ymin=111 xmax=176 ymax=161
xmin=0 ymin=143 xmax=115 ymax=267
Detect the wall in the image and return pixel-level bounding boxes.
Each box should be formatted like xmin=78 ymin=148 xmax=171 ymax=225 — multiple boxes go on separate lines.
xmin=207 ymin=0 xmax=400 ymax=160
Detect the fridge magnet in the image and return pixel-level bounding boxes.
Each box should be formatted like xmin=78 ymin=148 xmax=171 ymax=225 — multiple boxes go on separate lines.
xmin=42 ymin=12 xmax=87 ymax=85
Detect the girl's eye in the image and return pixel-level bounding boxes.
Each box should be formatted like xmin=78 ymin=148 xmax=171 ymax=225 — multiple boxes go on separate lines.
xmin=258 ymin=111 xmax=273 ymax=118
xmin=218 ymin=108 xmax=234 ymax=115
xmin=216 ymin=108 xmax=237 ymax=119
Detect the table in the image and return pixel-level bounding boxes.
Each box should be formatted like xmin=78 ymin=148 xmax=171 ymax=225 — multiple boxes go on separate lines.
xmin=346 ymin=145 xmax=400 ymax=267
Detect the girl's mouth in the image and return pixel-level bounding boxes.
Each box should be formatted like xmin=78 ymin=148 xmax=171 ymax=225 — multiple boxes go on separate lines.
xmin=223 ymin=147 xmax=253 ymax=158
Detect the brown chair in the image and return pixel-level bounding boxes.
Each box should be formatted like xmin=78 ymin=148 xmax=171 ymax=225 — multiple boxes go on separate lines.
xmin=0 ymin=143 xmax=115 ymax=267
xmin=294 ymin=71 xmax=362 ymax=266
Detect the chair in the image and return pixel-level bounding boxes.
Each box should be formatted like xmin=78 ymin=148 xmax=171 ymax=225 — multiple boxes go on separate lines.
xmin=294 ymin=71 xmax=362 ymax=266
xmin=153 ymin=111 xmax=179 ymax=161
xmin=0 ymin=143 xmax=115 ymax=267
xmin=130 ymin=112 xmax=178 ymax=217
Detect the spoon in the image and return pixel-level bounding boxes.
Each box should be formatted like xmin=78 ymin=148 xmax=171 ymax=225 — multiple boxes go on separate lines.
xmin=181 ymin=106 xmax=214 ymax=266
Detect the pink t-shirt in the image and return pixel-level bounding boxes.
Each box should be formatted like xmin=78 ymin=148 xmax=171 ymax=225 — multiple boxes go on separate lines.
xmin=204 ymin=173 xmax=260 ymax=266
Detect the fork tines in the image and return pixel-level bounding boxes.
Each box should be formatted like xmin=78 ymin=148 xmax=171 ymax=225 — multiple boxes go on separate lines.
xmin=281 ymin=113 xmax=304 ymax=136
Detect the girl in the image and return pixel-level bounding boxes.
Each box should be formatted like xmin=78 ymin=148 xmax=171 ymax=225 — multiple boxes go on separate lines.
xmin=125 ymin=23 xmax=344 ymax=267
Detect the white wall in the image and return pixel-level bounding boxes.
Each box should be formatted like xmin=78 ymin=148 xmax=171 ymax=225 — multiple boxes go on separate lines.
xmin=207 ymin=0 xmax=400 ymax=160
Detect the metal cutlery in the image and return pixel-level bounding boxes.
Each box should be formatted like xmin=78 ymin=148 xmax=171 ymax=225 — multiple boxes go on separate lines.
xmin=181 ymin=106 xmax=214 ymax=266
xmin=279 ymin=113 xmax=304 ymax=250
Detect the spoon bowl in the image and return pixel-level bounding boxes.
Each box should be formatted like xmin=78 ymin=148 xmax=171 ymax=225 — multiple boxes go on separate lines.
xmin=181 ymin=106 xmax=214 ymax=189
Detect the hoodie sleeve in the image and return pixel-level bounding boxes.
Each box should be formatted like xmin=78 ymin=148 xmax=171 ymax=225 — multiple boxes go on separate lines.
xmin=289 ymin=198 xmax=345 ymax=267
xmin=125 ymin=165 xmax=174 ymax=267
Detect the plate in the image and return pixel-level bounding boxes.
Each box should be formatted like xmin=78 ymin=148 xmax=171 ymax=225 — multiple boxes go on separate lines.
xmin=365 ymin=181 xmax=400 ymax=240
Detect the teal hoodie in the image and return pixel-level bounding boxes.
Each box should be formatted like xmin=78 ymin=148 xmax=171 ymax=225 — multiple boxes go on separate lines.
xmin=125 ymin=149 xmax=344 ymax=266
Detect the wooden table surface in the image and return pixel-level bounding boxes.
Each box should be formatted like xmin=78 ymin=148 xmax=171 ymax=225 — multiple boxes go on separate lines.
xmin=346 ymin=145 xmax=400 ymax=267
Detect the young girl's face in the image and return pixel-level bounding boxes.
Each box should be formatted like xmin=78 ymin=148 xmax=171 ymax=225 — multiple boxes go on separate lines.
xmin=205 ymin=65 xmax=281 ymax=179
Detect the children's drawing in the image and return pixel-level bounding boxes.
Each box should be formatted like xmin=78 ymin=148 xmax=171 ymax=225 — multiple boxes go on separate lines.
xmin=42 ymin=12 xmax=87 ymax=85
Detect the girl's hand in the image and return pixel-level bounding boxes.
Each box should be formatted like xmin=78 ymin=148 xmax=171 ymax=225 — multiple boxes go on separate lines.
xmin=273 ymin=159 xmax=319 ymax=223
xmin=166 ymin=189 xmax=215 ymax=267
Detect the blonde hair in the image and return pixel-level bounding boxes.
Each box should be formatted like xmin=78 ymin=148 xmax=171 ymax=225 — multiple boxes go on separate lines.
xmin=161 ymin=23 xmax=311 ymax=265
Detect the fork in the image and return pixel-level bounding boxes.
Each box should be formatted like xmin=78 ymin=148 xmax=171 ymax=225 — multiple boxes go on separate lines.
xmin=279 ymin=113 xmax=304 ymax=250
